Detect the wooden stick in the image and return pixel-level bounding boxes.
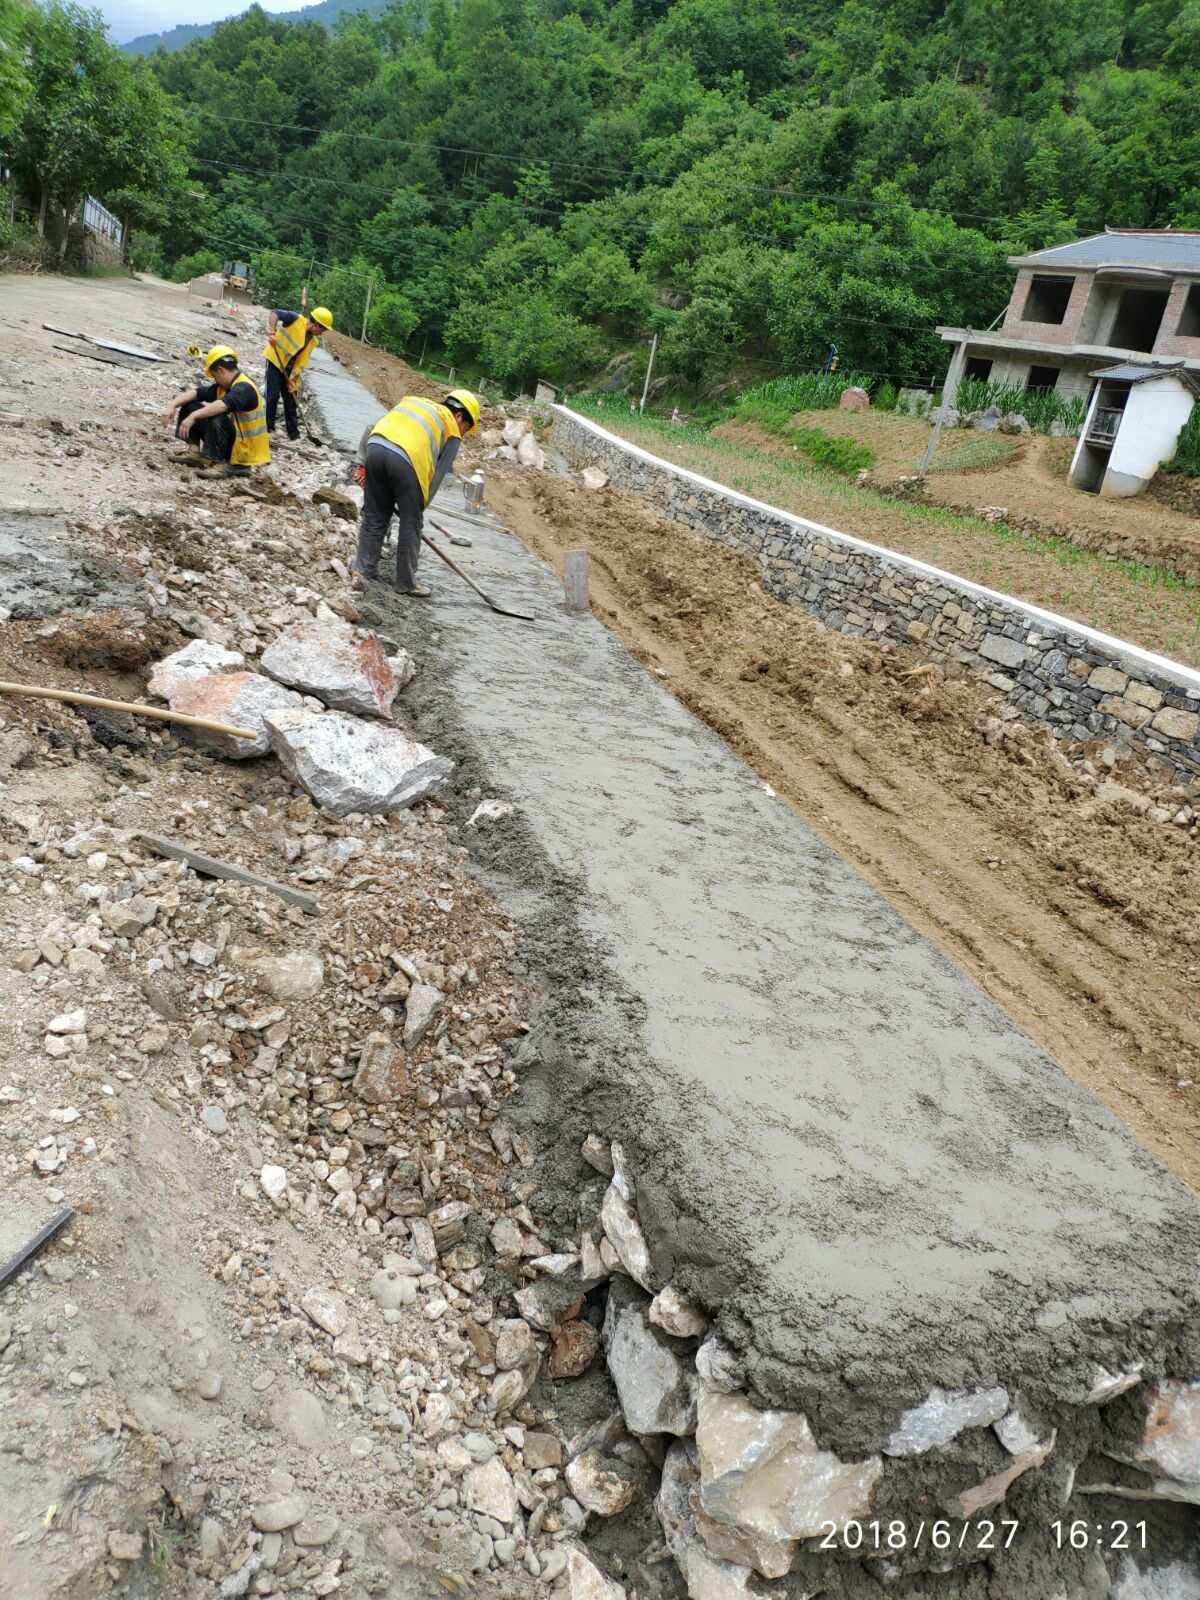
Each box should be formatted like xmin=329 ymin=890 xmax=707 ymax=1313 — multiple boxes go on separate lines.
xmin=0 ymin=681 xmax=257 ymax=740
xmin=136 ymin=832 xmax=319 ymax=914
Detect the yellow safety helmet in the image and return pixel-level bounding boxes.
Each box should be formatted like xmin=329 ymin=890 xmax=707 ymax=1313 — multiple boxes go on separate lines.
xmin=445 ymin=388 xmax=480 ymax=432
xmin=203 ymin=344 xmax=239 ymax=372
xmin=310 ymin=306 xmax=333 ymax=330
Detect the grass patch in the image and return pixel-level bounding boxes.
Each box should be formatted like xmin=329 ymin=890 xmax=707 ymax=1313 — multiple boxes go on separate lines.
xmin=926 ymin=437 xmax=1018 ymax=473
xmin=568 ymin=395 xmax=1200 ymax=665
xmin=738 ymin=372 xmax=874 ymax=413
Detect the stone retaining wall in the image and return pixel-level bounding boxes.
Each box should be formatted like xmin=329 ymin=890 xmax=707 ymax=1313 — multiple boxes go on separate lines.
xmin=552 ymin=407 xmax=1200 ymax=782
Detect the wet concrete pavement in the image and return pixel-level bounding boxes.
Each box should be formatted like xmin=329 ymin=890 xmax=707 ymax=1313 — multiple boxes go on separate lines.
xmin=305 ymin=353 xmax=1200 ymax=1438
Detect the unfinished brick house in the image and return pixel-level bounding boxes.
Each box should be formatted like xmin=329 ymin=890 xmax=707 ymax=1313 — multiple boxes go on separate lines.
xmin=937 ymin=228 xmax=1200 ymax=404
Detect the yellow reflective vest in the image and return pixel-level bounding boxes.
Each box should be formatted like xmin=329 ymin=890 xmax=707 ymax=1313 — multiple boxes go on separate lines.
xmin=264 ymin=314 xmax=318 ymax=377
xmin=369 ymin=398 xmax=461 ymax=504
xmin=227 ymin=373 xmax=270 ymax=466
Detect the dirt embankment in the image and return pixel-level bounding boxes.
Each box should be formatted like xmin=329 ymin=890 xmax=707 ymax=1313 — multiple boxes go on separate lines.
xmin=486 ymin=468 xmax=1200 ymax=1195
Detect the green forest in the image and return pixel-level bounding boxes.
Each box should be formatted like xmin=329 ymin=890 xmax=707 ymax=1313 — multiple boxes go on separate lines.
xmin=3 ymin=0 xmax=1200 ymax=395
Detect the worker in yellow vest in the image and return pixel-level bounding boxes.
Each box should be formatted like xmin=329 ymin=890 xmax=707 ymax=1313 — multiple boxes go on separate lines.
xmin=353 ymin=389 xmax=481 ymax=596
xmin=164 ymin=346 xmax=270 ymax=476
xmin=263 ymin=305 xmax=332 ymax=442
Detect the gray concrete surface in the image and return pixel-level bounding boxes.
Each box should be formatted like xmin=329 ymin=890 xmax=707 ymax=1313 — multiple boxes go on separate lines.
xmin=306 ymin=358 xmax=1200 ymax=1448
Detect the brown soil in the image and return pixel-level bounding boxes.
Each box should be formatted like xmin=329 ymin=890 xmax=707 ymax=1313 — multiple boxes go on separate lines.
xmin=486 ymin=468 xmax=1200 ymax=1194
xmin=794 ymin=407 xmax=1200 ymax=582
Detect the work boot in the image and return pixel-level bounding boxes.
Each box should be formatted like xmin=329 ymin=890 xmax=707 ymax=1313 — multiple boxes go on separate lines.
xmin=396 ymin=583 xmax=432 ymax=598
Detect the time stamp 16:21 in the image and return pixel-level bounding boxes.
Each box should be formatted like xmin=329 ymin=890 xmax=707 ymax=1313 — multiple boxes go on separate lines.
xmin=814 ymin=1520 xmax=1149 ymax=1552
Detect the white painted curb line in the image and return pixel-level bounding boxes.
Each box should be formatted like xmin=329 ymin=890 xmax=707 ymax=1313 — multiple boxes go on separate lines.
xmin=554 ymin=405 xmax=1200 ymax=696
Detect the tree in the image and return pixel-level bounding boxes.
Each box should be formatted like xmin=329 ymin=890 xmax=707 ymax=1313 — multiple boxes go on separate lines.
xmin=13 ymin=3 xmax=187 ymax=258
xmin=0 ymin=0 xmax=33 ymax=142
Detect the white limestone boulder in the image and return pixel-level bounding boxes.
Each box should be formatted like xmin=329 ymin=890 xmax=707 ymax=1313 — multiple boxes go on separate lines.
xmin=148 ymin=639 xmax=245 ymax=700
xmin=261 ymin=617 xmax=411 ymax=719
xmin=604 ymin=1281 xmax=696 ymax=1436
xmin=263 ymin=708 xmax=453 ymax=816
xmin=695 ymin=1384 xmax=881 ymax=1545
xmin=170 ymin=671 xmax=305 ymax=758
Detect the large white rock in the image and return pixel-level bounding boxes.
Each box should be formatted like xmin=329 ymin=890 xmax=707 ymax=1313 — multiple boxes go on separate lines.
xmin=404 ymin=982 xmax=443 ymax=1049
xmin=464 ymin=1457 xmax=518 ymax=1525
xmin=566 ymin=1547 xmax=626 ymax=1600
xmin=261 ymin=617 xmax=408 ymax=720
xmin=502 ymin=418 xmax=531 ymax=447
xmin=600 ymin=1143 xmax=654 ymax=1289
xmin=517 ymin=433 xmax=545 ymax=471
xmin=264 ymin=708 xmax=453 ymax=817
xmin=171 ymin=672 xmax=305 ymax=758
xmin=605 ymin=1288 xmax=696 ymax=1436
xmin=695 ymin=1385 xmax=881 ymax=1544
xmin=884 ymin=1386 xmax=1009 ymax=1457
xmin=658 ymin=1441 xmax=766 ymax=1593
xmin=148 ymin=639 xmax=245 ymax=700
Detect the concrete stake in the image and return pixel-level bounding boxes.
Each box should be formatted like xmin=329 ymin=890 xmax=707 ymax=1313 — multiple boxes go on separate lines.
xmin=563 ymin=549 xmax=590 ymax=614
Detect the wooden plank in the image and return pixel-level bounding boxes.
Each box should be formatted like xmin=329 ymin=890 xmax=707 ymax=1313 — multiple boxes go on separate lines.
xmin=135 ymin=832 xmax=320 ymax=915
xmin=563 ymin=548 xmax=590 ymax=615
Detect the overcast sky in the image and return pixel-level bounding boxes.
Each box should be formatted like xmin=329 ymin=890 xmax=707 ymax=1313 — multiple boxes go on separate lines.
xmin=101 ymin=0 xmax=319 ymax=45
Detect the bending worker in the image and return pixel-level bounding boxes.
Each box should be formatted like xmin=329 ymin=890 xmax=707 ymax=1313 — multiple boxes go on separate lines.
xmin=263 ymin=304 xmax=332 ymax=441
xmin=164 ymin=345 xmax=270 ymax=475
xmin=353 ymin=389 xmax=480 ymax=596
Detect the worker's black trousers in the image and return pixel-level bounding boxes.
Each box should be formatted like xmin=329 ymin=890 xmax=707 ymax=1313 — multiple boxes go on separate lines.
xmin=264 ymin=363 xmax=300 ymax=439
xmin=355 ymin=443 xmax=424 ymax=590
xmin=176 ymin=399 xmax=233 ymax=462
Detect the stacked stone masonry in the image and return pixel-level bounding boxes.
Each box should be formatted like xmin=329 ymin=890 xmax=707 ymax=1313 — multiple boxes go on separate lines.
xmin=583 ymin=1135 xmax=1200 ymax=1599
xmin=552 ymin=409 xmax=1200 ymax=782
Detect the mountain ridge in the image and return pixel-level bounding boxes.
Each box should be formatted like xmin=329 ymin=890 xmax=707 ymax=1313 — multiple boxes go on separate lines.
xmin=121 ymin=0 xmax=387 ymax=55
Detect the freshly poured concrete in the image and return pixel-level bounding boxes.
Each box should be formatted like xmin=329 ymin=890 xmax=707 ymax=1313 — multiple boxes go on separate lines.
xmin=307 ymin=359 xmax=1200 ymax=1441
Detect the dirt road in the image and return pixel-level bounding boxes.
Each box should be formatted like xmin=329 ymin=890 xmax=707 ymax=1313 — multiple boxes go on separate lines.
xmin=487 ymin=471 xmax=1200 ymax=1198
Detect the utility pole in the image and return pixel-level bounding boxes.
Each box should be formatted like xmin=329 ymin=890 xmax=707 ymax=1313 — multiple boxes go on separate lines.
xmin=639 ymin=333 xmax=658 ymax=414
xmin=920 ymin=338 xmax=967 ymax=475
xmin=360 ymin=272 xmax=374 ymax=344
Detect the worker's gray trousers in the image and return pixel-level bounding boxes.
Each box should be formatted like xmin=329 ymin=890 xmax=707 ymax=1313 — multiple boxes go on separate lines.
xmin=355 ymin=442 xmax=424 ymax=589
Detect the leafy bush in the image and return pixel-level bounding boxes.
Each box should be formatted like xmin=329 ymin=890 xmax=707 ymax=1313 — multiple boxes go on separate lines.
xmin=129 ymin=232 xmax=162 ymax=274
xmin=954 ymin=377 xmax=1085 ymax=435
xmin=1164 ymin=405 xmax=1200 ymax=477
xmin=168 ymin=248 xmax=221 ymax=283
xmin=252 ymin=250 xmax=308 ymax=311
xmin=367 ymin=289 xmax=418 ymax=355
xmin=658 ymin=297 xmax=741 ymax=387
xmin=874 ymin=382 xmax=898 ymax=412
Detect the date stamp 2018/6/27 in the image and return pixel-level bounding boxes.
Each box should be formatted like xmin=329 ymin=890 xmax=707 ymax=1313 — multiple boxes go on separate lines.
xmin=816 ymin=1520 xmax=1150 ymax=1554
xmin=816 ymin=1521 xmax=1022 ymax=1553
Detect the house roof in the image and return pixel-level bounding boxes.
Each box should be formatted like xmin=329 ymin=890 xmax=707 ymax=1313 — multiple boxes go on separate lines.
xmin=1089 ymin=360 xmax=1200 ymax=395
xmin=1010 ymin=229 xmax=1200 ymax=273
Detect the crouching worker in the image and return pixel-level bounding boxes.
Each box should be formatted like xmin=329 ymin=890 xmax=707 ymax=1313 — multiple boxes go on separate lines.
xmin=164 ymin=346 xmax=270 ymax=476
xmin=353 ymin=389 xmax=480 ymax=596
